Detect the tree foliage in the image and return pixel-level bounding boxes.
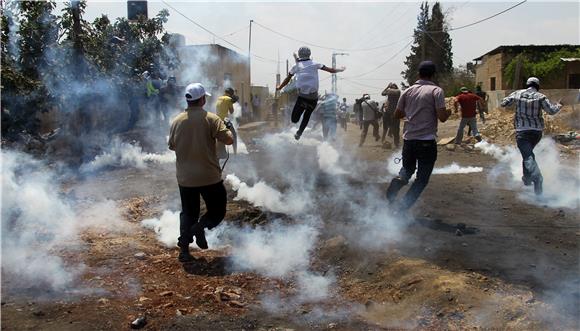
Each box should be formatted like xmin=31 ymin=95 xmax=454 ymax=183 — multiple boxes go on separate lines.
xmin=402 ymin=1 xmax=453 ymax=86
xmin=1 ymin=0 xmax=176 ymax=138
xmin=504 ymin=48 xmax=580 ymax=88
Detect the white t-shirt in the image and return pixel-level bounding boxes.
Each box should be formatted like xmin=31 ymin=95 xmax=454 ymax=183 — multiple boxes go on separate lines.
xmin=289 ymin=60 xmax=324 ymax=96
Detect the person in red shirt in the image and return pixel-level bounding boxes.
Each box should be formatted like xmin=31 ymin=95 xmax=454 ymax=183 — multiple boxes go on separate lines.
xmin=454 ymin=87 xmax=483 ymax=144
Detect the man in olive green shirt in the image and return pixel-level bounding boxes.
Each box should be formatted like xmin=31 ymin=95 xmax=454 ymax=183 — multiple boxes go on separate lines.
xmin=169 ymin=83 xmax=234 ymax=262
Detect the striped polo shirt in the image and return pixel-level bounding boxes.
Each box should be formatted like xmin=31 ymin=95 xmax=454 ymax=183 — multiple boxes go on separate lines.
xmin=500 ymin=87 xmax=561 ymax=131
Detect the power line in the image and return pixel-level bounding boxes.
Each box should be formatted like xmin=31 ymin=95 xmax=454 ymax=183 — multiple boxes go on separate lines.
xmin=430 ymin=0 xmax=527 ymax=32
xmin=253 ymin=20 xmax=414 ymax=53
xmin=221 ymin=25 xmax=249 ymax=38
xmin=344 ymin=38 xmax=413 ymax=79
xmin=160 ymin=0 xmax=278 ymax=63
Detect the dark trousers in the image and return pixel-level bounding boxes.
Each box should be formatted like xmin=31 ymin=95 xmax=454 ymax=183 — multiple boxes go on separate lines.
xmin=178 ymin=181 xmax=227 ymax=247
xmin=382 ymin=112 xmax=400 ymax=147
xmin=360 ymin=120 xmax=380 ymax=145
xmin=291 ymin=96 xmax=318 ymax=134
xmin=386 ymin=140 xmax=437 ymax=210
xmin=516 ymin=130 xmax=543 ymax=183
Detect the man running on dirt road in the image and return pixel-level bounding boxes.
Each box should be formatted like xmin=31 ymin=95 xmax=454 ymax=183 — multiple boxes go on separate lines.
xmin=500 ymin=77 xmax=562 ymax=195
xmin=169 ymin=83 xmax=234 ymax=262
xmin=386 ymin=61 xmax=451 ymax=211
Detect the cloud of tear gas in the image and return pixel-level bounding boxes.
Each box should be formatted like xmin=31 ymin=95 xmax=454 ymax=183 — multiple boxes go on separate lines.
xmin=141 ymin=210 xmax=180 ymax=247
xmin=317 ymin=142 xmax=347 ymax=175
xmin=432 ymin=163 xmax=483 ymax=174
xmin=387 ymin=154 xmax=483 ymax=177
xmin=1 ymin=150 xmax=79 ymax=290
xmin=228 ymin=221 xmax=318 ymax=277
xmin=1 ymin=150 xmax=127 ymax=292
xmin=226 ymin=103 xmax=249 ymax=155
xmin=80 ymin=137 xmax=175 ymax=173
xmin=476 ymin=139 xmax=579 ymax=209
xmin=225 ymin=174 xmax=310 ymax=215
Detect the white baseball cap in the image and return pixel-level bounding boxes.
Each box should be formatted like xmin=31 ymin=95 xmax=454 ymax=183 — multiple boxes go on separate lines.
xmin=526 ymin=77 xmax=540 ymax=86
xmin=185 ymin=83 xmax=211 ymax=101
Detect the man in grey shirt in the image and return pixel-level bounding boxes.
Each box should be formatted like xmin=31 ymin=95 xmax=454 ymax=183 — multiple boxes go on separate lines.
xmin=386 ymin=61 xmax=451 ymax=211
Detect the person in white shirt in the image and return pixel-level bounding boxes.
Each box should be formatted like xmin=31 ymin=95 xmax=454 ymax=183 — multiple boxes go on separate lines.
xmin=276 ymin=46 xmax=346 ymax=140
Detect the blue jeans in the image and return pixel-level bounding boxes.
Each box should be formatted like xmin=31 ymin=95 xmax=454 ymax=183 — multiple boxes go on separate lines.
xmin=456 ymin=117 xmax=480 ymax=144
xmin=386 ymin=139 xmax=437 ymax=210
xmin=322 ymin=117 xmax=337 ymax=140
xmin=516 ymin=130 xmax=543 ymax=184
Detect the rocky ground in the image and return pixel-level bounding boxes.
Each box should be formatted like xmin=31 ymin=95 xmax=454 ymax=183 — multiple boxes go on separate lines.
xmin=2 ymin=110 xmax=579 ymax=330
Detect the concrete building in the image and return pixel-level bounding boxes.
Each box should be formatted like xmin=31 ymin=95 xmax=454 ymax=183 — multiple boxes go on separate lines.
xmin=176 ymin=44 xmax=251 ymax=107
xmin=473 ymin=45 xmax=580 ymax=91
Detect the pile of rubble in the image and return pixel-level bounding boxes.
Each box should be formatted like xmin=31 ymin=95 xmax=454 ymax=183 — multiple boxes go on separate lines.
xmin=481 ymin=106 xmax=579 ymax=150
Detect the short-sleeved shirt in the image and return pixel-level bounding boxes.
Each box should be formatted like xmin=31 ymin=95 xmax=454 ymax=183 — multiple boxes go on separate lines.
xmin=397 ymin=80 xmax=446 ymax=141
xmin=168 ymin=106 xmax=233 ymax=187
xmin=320 ymin=97 xmax=338 ymax=119
xmin=289 ymin=59 xmax=324 ymax=97
xmin=361 ymin=100 xmax=378 ymax=121
xmin=455 ymin=92 xmax=481 ymax=118
xmin=216 ymin=95 xmax=234 ymax=120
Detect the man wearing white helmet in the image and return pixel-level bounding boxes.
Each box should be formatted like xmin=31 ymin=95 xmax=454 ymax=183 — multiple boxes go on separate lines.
xmin=168 ymin=83 xmax=234 ymax=262
xmin=276 ymin=46 xmax=346 ymax=140
xmin=500 ymin=77 xmax=563 ymax=195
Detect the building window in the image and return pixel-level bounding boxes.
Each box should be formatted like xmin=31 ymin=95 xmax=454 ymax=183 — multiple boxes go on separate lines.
xmin=569 ymin=74 xmax=580 ymax=89
xmin=490 ymin=77 xmax=496 ymax=91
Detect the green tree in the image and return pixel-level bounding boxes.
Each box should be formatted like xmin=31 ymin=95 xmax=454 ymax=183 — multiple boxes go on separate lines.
xmin=504 ymin=48 xmax=580 ymax=88
xmin=426 ymin=2 xmax=453 ymax=77
xmin=402 ymin=2 xmax=430 ymax=85
xmin=402 ymin=1 xmax=453 ymax=86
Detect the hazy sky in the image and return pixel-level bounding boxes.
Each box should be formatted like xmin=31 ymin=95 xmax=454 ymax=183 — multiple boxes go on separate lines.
xmin=77 ymin=1 xmax=579 ymax=98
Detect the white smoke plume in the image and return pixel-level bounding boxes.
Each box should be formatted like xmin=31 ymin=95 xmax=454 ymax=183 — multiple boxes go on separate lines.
xmin=80 ymin=138 xmax=175 ymax=172
xmin=476 ymin=139 xmax=579 ymax=209
xmin=432 ymin=163 xmax=483 ymax=174
xmin=225 ymin=174 xmax=310 ymax=215
xmin=317 ymin=142 xmax=348 ymax=175
xmin=1 ymin=150 xmax=127 ymax=292
xmin=141 ymin=210 xmax=180 ymax=247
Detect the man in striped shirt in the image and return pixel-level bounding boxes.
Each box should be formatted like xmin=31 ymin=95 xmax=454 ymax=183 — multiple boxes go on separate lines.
xmin=500 ymin=77 xmax=562 ymax=195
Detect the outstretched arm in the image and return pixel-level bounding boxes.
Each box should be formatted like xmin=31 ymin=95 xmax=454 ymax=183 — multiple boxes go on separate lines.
xmin=321 ymin=66 xmax=346 ymax=74
xmin=500 ymin=92 xmax=516 ymax=108
xmin=276 ymin=73 xmax=294 ymax=91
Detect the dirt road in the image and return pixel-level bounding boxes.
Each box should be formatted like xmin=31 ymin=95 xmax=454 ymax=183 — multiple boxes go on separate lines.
xmin=2 ymin=115 xmax=579 ymax=330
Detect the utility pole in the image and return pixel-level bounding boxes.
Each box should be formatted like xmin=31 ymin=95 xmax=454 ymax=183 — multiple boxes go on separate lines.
xmin=331 ymin=52 xmax=348 ymax=95
xmin=275 ymin=50 xmax=280 ymax=98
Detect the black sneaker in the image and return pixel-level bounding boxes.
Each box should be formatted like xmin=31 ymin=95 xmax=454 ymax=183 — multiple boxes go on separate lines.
xmin=294 ymin=132 xmax=302 ymax=141
xmin=192 ymin=223 xmax=208 ymax=250
xmin=177 ymin=245 xmax=195 ymax=262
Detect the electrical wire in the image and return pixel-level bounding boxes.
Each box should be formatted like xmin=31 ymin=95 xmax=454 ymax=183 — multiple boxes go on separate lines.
xmin=160 ymin=0 xmax=279 ymax=63
xmin=428 ymin=0 xmax=527 ymax=32
xmin=253 ymin=20 xmax=413 ymax=53
xmin=221 ymin=25 xmax=249 ymax=38
xmin=344 ymin=38 xmax=413 ymax=79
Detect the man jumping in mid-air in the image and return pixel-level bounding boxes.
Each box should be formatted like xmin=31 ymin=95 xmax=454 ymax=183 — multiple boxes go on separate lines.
xmin=276 ymin=46 xmax=346 ymax=140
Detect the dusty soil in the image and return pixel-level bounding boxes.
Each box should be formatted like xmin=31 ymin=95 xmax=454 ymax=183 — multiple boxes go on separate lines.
xmin=2 ymin=116 xmax=579 ymax=330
